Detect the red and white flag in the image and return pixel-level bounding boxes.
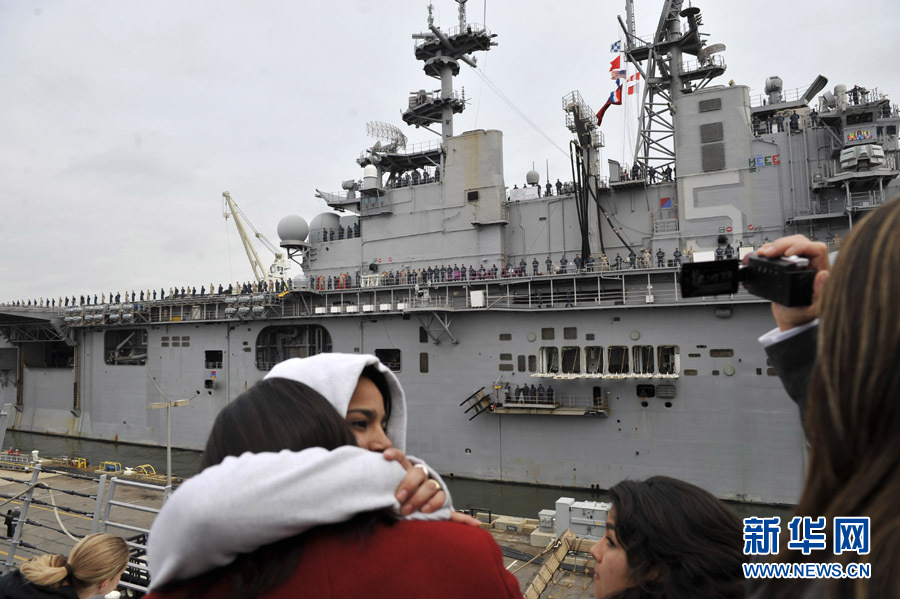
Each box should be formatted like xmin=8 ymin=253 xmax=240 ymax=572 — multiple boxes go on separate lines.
xmin=627 ymin=72 xmax=641 ymax=95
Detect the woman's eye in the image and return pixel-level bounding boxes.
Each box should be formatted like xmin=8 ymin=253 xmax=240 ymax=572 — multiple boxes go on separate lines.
xmin=349 ymin=420 xmax=367 ymax=430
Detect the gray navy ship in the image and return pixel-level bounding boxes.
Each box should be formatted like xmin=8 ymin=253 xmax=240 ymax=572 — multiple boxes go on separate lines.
xmin=1 ymin=0 xmax=898 ymax=506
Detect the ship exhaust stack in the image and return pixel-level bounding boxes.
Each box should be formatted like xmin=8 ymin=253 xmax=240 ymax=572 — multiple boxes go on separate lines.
xmin=802 ymin=75 xmax=829 ymax=104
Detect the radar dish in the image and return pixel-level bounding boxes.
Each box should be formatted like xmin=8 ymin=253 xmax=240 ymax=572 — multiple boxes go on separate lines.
xmin=366 ymin=121 xmax=408 ymax=153
xmin=277 ymin=215 xmax=309 ymax=245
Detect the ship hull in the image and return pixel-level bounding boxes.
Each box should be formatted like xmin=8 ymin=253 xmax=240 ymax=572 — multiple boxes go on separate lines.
xmin=1 ymin=295 xmax=805 ymax=505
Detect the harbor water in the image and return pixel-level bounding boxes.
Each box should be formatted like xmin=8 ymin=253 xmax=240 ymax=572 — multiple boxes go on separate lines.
xmin=4 ymin=430 xmax=792 ymax=520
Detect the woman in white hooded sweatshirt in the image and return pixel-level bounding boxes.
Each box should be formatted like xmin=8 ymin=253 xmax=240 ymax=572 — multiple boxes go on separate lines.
xmin=147 ymin=353 xmax=463 ymax=590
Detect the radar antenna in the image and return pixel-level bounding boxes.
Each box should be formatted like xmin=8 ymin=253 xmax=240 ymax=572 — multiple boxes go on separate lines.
xmin=366 ymin=121 xmax=408 ymax=153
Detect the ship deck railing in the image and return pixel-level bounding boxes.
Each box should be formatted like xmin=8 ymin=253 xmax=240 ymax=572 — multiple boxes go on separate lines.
xmin=8 ymin=267 xmax=766 ymax=328
xmin=413 ymin=23 xmax=493 ymax=49
xmin=494 ymin=394 xmax=609 ymax=416
xmin=529 ymin=371 xmax=679 ymax=380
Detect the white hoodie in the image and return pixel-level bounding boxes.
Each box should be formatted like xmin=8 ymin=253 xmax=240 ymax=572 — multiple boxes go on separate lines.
xmin=147 ymin=353 xmax=451 ymax=589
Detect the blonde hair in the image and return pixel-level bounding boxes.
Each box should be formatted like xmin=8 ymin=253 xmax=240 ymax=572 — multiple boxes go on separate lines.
xmin=19 ymin=533 xmax=129 ymax=590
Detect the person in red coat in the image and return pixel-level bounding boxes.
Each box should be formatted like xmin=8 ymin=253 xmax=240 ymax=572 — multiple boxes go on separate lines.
xmin=144 ymin=378 xmax=521 ymax=599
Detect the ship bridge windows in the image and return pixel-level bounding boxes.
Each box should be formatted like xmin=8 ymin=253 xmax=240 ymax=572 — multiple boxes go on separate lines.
xmin=255 ymin=325 xmax=332 ymax=371
xmin=104 ymin=329 xmax=148 ymax=366
xmin=539 ymin=347 xmax=560 ymax=374
xmin=560 ymin=347 xmax=581 ymax=374
xmin=608 ymin=346 xmax=629 ymax=374
xmin=847 ymin=112 xmax=874 ymax=125
xmin=632 ymin=345 xmax=654 ymax=375
xmin=585 ymin=347 xmax=604 ymax=374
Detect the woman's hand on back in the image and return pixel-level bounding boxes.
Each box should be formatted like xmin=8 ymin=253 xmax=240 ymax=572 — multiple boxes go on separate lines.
xmin=382 ymin=448 xmax=448 ymax=516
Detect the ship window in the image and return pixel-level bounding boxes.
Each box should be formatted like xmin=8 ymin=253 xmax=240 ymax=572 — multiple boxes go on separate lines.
xmin=710 ymin=348 xmax=734 ymax=358
xmin=467 ymin=190 xmax=480 ymax=202
xmin=255 ymin=325 xmax=333 ymax=371
xmin=561 ymin=347 xmax=581 ymax=374
xmin=888 ymin=125 xmax=897 ymax=135
xmin=701 ymin=143 xmax=726 ymax=172
xmin=700 ymin=122 xmax=724 ymax=143
xmin=374 ymin=349 xmax=401 ymax=372
xmin=585 ymin=333 xmax=595 ymax=341
xmin=632 ymin=345 xmax=654 ymax=374
xmin=205 ymin=350 xmax=223 ymax=369
xmin=688 ymin=353 xmax=701 ymax=358
xmin=104 ymin=329 xmax=148 ymax=366
xmin=658 ymin=345 xmax=679 ymax=375
xmin=517 ymin=355 xmax=526 ymax=372
xmin=499 ymin=364 xmax=514 ymax=372
xmin=500 ymin=353 xmax=512 ymax=361
xmin=563 ymin=327 xmax=577 ymax=340
xmin=419 ymin=327 xmax=428 ymax=343
xmin=585 ymin=346 xmax=604 ymax=374
xmin=528 ymin=355 xmax=537 ymax=372
xmin=683 ymin=369 xmax=698 ymax=376
xmin=419 ymin=352 xmax=429 ymax=373
xmin=767 ymin=368 xmax=777 ymax=376
xmin=608 ymin=346 xmax=629 ymax=374
xmin=540 ymin=347 xmax=559 ymax=374
xmin=541 ymin=328 xmax=555 ymax=340
xmin=499 ymin=333 xmax=512 ymax=341
xmin=847 ymin=112 xmax=874 ymax=125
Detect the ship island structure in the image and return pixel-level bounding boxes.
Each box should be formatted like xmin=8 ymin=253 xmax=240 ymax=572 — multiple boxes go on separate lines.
xmin=1 ymin=0 xmax=898 ymax=506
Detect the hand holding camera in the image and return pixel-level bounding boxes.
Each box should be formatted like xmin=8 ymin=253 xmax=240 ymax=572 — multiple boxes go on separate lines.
xmin=755 ymin=235 xmax=830 ymax=332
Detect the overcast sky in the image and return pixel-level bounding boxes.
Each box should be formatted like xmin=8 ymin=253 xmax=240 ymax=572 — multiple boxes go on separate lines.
xmin=2 ymin=0 xmax=898 ymax=303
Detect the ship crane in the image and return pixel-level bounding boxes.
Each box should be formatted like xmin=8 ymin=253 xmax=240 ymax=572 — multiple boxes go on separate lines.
xmin=222 ymin=191 xmax=288 ymax=283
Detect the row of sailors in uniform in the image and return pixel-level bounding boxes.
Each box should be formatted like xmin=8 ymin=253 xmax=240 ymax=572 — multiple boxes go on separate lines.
xmin=390 ymin=167 xmax=441 ymax=187
xmin=9 ymin=280 xmax=291 ymax=309
xmin=508 ymin=383 xmax=555 ymax=404
xmin=310 ymin=248 xmax=691 ymax=291
xmin=318 ymin=221 xmax=361 ymax=243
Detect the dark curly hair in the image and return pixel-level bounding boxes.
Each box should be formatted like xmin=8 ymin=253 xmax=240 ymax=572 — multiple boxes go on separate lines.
xmin=605 ymin=476 xmax=744 ymax=599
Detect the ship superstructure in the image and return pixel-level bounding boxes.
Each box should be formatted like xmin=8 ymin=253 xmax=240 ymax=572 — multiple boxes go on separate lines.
xmin=1 ymin=0 xmax=898 ymax=505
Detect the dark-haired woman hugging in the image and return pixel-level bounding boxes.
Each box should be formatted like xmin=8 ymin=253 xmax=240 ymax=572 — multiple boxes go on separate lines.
xmin=145 ymin=377 xmax=520 ymax=599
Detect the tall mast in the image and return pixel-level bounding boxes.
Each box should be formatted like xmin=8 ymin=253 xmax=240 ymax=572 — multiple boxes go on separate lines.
xmin=405 ymin=0 xmax=497 ymax=142
xmin=620 ymin=1 xmax=726 ymax=173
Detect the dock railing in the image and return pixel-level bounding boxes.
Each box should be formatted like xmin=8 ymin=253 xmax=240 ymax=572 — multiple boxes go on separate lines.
xmin=0 ymin=460 xmax=168 ymax=595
